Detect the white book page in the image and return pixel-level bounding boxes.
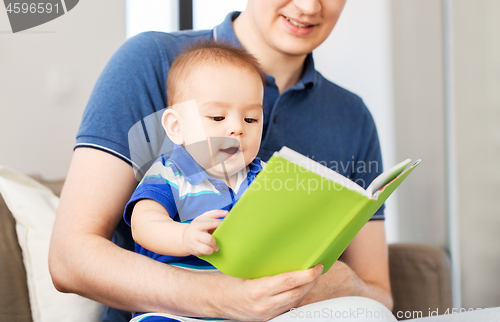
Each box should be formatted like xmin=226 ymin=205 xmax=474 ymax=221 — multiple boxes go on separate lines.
xmin=278 ymin=147 xmax=371 ymax=198
xmin=366 ymin=158 xmax=412 ymax=196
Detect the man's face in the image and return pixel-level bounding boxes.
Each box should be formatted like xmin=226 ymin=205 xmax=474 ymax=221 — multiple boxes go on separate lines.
xmin=178 ymin=64 xmax=264 ymax=180
xmin=245 ymin=0 xmax=347 ymax=56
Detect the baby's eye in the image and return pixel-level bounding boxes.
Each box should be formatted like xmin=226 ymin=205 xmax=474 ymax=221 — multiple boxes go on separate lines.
xmin=245 ymin=118 xmax=258 ymax=123
xmin=211 ymin=116 xmax=225 ymax=122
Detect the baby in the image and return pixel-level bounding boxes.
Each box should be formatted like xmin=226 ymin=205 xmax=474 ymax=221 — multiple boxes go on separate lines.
xmin=123 ymin=40 xmax=266 ymax=279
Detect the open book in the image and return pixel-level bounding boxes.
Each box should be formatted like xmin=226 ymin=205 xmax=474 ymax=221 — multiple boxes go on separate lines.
xmin=200 ymin=147 xmax=420 ymax=279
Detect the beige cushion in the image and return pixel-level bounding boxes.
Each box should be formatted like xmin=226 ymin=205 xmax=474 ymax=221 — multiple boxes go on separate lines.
xmin=0 ymin=190 xmax=33 ymax=322
xmin=0 ymin=166 xmax=105 ymax=322
xmin=389 ymin=243 xmax=453 ymax=319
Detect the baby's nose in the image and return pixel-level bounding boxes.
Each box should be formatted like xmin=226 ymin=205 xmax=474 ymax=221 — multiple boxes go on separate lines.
xmin=228 ymin=120 xmax=244 ymax=136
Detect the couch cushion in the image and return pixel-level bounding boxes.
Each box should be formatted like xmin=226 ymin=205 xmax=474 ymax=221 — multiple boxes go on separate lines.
xmin=0 ymin=193 xmax=33 ymax=322
xmin=389 ymin=243 xmax=453 ymax=319
xmin=0 ymin=171 xmax=65 ymax=322
xmin=0 ymin=166 xmax=105 ymax=322
xmin=29 ymin=175 xmax=64 ymax=198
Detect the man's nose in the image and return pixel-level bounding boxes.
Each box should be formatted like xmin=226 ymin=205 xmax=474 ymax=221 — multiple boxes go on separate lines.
xmin=293 ymin=0 xmax=321 ymax=16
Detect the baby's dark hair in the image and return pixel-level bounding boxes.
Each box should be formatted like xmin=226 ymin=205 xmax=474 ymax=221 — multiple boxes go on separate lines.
xmin=166 ymin=39 xmax=266 ymax=107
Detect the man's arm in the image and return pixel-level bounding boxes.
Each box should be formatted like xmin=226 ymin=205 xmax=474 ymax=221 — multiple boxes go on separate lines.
xmin=299 ymin=221 xmax=393 ymax=310
xmin=48 ymin=147 xmax=322 ymax=321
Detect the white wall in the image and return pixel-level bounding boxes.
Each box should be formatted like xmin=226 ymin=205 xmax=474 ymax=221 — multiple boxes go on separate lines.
xmin=390 ymin=0 xmax=447 ymax=248
xmin=0 ymin=0 xmax=125 ymax=179
xmin=391 ymin=0 xmax=500 ymax=308
xmin=126 ymin=0 xmax=247 ymax=36
xmin=453 ymin=0 xmax=500 ymax=308
xmin=126 ymin=0 xmax=178 ymax=38
xmin=193 ymin=0 xmax=246 ymax=30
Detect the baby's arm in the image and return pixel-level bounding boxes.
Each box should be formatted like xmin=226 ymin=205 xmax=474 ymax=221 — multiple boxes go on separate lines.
xmin=131 ymin=199 xmax=226 ymax=256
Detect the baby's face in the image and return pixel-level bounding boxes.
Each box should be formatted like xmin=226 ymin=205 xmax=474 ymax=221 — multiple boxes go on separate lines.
xmin=177 ymin=64 xmax=264 ymax=180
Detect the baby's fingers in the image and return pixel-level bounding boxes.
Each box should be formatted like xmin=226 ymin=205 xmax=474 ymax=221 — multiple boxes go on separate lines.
xmin=191 ymin=242 xmax=217 ymax=256
xmin=198 ymin=233 xmax=219 ymax=252
xmin=197 ymin=209 xmax=228 ymax=220
xmin=192 ymin=210 xmax=227 ymax=231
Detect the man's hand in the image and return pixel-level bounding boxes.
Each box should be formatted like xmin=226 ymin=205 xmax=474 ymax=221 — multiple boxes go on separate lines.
xmin=219 ymin=264 xmax=324 ymax=321
xmin=183 ymin=210 xmax=227 ymax=256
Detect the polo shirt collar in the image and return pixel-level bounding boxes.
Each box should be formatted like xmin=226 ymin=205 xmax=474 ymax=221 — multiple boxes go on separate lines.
xmin=213 ymin=11 xmax=317 ymax=90
xmin=213 ymin=11 xmax=242 ymax=46
xmin=167 ymin=144 xmax=262 ymax=186
xmin=293 ymin=53 xmax=316 ymax=90
xmin=167 ymin=144 xmax=209 ymax=186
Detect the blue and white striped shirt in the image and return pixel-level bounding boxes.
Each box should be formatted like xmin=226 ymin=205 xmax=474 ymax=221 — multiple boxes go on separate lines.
xmin=123 ymin=144 xmax=264 ymax=272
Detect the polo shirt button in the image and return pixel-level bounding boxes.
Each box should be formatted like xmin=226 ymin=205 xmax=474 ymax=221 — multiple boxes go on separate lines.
xmin=273 ymin=116 xmax=278 ymax=124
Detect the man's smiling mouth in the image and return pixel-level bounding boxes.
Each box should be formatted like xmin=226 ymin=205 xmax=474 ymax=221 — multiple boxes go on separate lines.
xmin=282 ymin=15 xmax=314 ymax=28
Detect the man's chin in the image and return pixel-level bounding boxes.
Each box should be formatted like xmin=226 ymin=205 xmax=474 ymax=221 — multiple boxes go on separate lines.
xmin=273 ymin=34 xmax=324 ymax=56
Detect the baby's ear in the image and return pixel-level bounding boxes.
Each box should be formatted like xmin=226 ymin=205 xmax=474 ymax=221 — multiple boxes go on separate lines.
xmin=162 ymin=108 xmax=184 ymax=145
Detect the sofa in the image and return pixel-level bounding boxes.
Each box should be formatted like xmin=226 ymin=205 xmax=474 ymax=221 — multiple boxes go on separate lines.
xmin=0 ymin=176 xmax=453 ymax=321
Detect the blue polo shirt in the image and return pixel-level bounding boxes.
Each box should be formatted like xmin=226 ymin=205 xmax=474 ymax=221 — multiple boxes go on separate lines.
xmin=76 ymin=11 xmax=385 ymax=322
xmin=123 ymin=144 xmax=263 ymax=271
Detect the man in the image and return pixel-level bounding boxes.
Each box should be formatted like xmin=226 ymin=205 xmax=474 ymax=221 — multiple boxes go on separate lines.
xmin=49 ymin=1 xmax=393 ymax=321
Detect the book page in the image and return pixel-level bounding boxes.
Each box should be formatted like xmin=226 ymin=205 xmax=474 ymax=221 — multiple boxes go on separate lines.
xmin=366 ymin=158 xmax=412 ymax=197
xmin=278 ymin=147 xmax=370 ymax=198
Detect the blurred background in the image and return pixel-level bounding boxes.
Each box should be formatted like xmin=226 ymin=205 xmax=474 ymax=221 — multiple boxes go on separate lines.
xmin=0 ymin=0 xmax=499 ymax=312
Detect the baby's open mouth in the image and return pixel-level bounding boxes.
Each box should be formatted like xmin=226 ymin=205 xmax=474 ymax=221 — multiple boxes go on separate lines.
xmin=219 ymin=146 xmax=240 ymax=155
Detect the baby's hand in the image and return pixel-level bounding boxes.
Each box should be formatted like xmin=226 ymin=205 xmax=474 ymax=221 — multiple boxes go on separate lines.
xmin=183 ymin=209 xmax=227 ymax=256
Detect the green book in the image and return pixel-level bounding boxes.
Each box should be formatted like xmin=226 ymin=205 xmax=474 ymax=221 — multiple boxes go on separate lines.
xmin=200 ymin=146 xmax=420 ymax=279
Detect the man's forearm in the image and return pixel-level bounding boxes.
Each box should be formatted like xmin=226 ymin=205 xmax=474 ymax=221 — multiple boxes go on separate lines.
xmin=50 ymin=232 xmax=325 ymax=321
xmin=50 ymin=232 xmax=223 ymax=317
xmin=299 ymin=260 xmax=394 ymax=310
